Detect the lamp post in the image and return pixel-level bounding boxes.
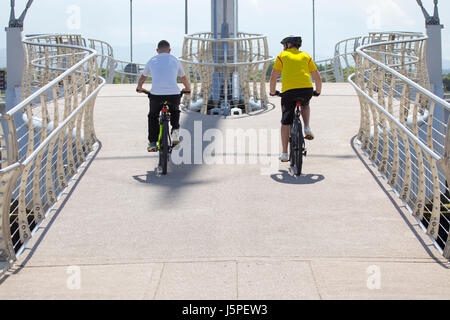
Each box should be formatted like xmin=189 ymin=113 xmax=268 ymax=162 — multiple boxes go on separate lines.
xmin=185 ymin=0 xmax=188 ymax=34
xmin=130 ymin=0 xmax=133 ymax=62
xmin=312 ymin=0 xmax=316 ymax=61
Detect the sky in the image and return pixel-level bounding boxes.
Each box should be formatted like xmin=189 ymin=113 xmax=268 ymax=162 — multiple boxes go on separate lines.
xmin=1 ymin=0 xmax=450 ymax=69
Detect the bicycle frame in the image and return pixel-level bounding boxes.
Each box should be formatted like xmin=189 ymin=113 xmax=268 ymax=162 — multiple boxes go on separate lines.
xmin=157 ymin=103 xmax=171 ymax=151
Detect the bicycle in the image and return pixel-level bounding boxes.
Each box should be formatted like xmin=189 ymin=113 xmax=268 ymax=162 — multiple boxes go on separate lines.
xmin=274 ymin=90 xmax=319 ymax=176
xmin=138 ymin=89 xmax=190 ymax=175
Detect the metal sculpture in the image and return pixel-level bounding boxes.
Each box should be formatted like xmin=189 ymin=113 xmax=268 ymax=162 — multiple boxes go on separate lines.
xmin=416 ymin=0 xmax=444 ymax=98
xmin=6 ymin=0 xmax=34 ymax=110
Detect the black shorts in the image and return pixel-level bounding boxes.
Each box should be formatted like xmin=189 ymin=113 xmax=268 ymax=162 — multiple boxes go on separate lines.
xmin=281 ymin=88 xmax=313 ymax=125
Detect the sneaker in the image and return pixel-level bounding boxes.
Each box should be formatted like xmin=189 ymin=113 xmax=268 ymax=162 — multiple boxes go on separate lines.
xmin=172 ymin=129 xmax=180 ymax=145
xmin=279 ymin=153 xmax=289 ymax=162
xmin=304 ymin=127 xmax=315 ymax=140
xmin=147 ymin=142 xmax=158 ymax=152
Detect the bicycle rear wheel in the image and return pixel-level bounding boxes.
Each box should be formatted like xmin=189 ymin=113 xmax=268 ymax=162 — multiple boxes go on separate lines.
xmin=290 ymin=120 xmax=304 ymax=176
xmin=159 ymin=121 xmax=170 ymax=175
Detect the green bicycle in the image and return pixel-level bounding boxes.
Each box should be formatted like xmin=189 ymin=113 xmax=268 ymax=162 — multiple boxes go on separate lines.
xmin=139 ymin=89 xmax=189 ymax=175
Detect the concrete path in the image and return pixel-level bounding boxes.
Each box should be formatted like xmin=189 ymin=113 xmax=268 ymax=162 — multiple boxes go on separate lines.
xmin=1 ymin=83 xmax=449 ymax=300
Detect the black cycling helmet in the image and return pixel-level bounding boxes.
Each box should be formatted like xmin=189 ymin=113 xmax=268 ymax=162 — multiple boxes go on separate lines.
xmin=281 ymin=35 xmax=302 ymax=48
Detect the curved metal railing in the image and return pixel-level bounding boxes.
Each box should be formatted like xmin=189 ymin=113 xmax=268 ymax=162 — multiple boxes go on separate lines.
xmin=87 ymin=39 xmax=117 ymax=84
xmin=316 ymin=36 xmax=365 ymax=82
xmin=0 ymin=34 xmax=104 ymax=271
xmin=180 ymin=32 xmax=273 ymax=114
xmin=349 ymin=31 xmax=450 ymax=257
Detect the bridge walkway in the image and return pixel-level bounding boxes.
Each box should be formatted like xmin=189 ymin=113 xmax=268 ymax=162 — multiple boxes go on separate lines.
xmin=0 ymin=83 xmax=449 ymax=300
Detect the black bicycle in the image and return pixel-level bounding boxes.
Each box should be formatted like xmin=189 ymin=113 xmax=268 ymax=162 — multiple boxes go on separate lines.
xmin=274 ymin=90 xmax=319 ymax=176
xmin=138 ymin=89 xmax=190 ymax=175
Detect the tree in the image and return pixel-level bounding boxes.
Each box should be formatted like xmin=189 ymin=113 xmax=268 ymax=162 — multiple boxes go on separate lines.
xmin=443 ymin=73 xmax=450 ymax=92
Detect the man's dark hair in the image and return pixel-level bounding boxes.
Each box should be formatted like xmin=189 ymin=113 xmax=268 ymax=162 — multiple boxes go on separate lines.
xmin=158 ymin=40 xmax=171 ymax=51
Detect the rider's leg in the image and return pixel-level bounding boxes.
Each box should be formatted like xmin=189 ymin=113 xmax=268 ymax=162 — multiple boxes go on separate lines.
xmin=300 ymin=104 xmax=310 ymax=128
xmin=281 ymin=125 xmax=290 ymax=153
xmin=148 ymin=95 xmax=163 ymax=143
xmin=167 ymin=94 xmax=181 ymax=132
xmin=301 ymin=100 xmax=314 ymax=140
xmin=280 ymin=95 xmax=294 ymax=157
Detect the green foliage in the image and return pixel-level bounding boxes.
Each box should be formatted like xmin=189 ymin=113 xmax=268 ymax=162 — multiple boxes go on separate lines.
xmin=443 ymin=73 xmax=450 ymax=92
xmin=266 ymin=61 xmax=274 ymax=81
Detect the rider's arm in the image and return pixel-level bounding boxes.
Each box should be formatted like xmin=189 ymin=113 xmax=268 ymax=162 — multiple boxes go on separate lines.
xmin=311 ymin=70 xmax=322 ymax=95
xmin=136 ymin=75 xmax=147 ymax=92
xmin=180 ymin=75 xmax=191 ymax=93
xmin=270 ymin=69 xmax=281 ymax=95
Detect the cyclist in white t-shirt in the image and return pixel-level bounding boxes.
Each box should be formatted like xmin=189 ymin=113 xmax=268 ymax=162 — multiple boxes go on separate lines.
xmin=136 ymin=40 xmax=191 ymax=152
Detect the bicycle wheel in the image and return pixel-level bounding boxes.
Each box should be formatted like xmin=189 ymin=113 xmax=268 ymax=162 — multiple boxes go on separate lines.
xmin=159 ymin=120 xmax=170 ymax=175
xmin=296 ymin=122 xmax=305 ymax=176
xmin=289 ymin=122 xmax=297 ymax=169
xmin=290 ymin=120 xmax=304 ymax=176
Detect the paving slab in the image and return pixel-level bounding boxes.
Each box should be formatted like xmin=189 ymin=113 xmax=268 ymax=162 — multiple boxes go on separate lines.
xmin=0 ymin=263 xmax=162 ymax=300
xmin=155 ymin=262 xmax=237 ymax=300
xmin=237 ymin=261 xmax=320 ymax=300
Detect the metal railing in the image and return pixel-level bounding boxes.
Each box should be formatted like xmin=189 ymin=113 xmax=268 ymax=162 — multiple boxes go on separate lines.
xmin=316 ymin=36 xmax=365 ymax=82
xmin=349 ymin=31 xmax=450 ymax=258
xmin=180 ymin=32 xmax=273 ymax=114
xmin=112 ymin=59 xmax=146 ymax=84
xmin=0 ymin=34 xmax=104 ymax=271
xmin=87 ymin=39 xmax=117 ymax=84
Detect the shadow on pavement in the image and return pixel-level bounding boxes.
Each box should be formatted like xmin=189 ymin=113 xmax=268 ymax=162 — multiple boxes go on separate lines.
xmin=270 ymin=170 xmax=325 ymax=185
xmin=130 ymin=108 xmax=223 ymax=192
xmin=132 ymin=170 xmax=214 ymax=188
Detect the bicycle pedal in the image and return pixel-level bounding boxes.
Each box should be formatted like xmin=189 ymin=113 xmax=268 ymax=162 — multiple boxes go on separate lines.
xmin=288 ymin=167 xmax=300 ymax=177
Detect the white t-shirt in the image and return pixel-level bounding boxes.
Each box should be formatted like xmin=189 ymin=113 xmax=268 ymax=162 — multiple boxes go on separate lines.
xmin=142 ymin=53 xmax=186 ymax=95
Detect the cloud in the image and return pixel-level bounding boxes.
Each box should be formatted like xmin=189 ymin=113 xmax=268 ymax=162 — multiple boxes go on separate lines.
xmin=361 ymin=0 xmax=417 ymax=30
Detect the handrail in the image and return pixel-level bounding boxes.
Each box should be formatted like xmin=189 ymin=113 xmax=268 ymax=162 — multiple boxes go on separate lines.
xmin=181 ymin=31 xmax=272 ymax=114
xmin=21 ymin=81 xmax=104 ymax=167
xmin=6 ymin=43 xmax=96 ymax=117
xmin=184 ymin=33 xmax=267 ymax=42
xmin=349 ymin=75 xmax=441 ymax=161
xmin=0 ymin=33 xmax=104 ymax=271
xmin=356 ymin=37 xmax=450 ymax=111
xmin=350 ymin=31 xmax=450 ymax=258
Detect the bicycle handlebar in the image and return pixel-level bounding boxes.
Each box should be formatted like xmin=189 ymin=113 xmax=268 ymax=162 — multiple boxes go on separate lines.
xmin=137 ymin=88 xmax=191 ymax=97
xmin=270 ymin=90 xmax=320 ymax=97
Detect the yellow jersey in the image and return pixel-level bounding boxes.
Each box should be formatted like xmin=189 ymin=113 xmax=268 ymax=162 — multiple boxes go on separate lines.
xmin=273 ymin=48 xmax=318 ymax=93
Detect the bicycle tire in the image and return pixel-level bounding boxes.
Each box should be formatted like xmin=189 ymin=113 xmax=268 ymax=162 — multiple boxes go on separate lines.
xmin=289 ymin=122 xmax=297 ymax=169
xmin=296 ymin=122 xmax=304 ymax=176
xmin=160 ymin=120 xmax=170 ymax=175
xmin=290 ymin=120 xmax=304 ymax=176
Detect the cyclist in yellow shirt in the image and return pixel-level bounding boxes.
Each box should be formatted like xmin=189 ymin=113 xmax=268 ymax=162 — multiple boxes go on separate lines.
xmin=269 ymin=36 xmax=322 ymax=162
